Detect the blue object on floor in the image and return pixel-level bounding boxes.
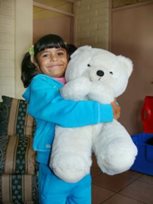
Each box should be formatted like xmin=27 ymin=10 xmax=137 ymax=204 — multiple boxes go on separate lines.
xmin=131 ymin=133 xmax=153 ymax=176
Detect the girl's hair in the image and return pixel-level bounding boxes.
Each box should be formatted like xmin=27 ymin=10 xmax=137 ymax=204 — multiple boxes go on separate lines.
xmin=67 ymin=44 xmax=77 ymax=57
xmin=21 ymin=34 xmax=68 ymax=87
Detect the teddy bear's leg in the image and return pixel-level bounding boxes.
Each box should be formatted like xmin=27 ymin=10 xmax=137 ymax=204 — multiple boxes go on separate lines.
xmin=93 ymin=120 xmax=138 ymax=175
xmin=50 ymin=126 xmax=92 ymax=183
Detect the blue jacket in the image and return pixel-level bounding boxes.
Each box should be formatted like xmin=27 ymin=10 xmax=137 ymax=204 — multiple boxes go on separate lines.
xmin=23 ymin=74 xmax=113 ymax=164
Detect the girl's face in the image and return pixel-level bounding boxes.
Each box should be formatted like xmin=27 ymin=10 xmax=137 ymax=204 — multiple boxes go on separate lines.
xmin=36 ymin=48 xmax=68 ymax=77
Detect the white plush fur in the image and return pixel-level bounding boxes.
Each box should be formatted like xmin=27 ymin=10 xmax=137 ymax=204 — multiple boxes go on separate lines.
xmin=50 ymin=46 xmax=138 ymax=183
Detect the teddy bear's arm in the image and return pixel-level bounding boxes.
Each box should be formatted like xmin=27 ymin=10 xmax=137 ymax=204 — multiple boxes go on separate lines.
xmin=88 ymin=82 xmax=115 ymax=103
xmin=61 ymin=77 xmax=92 ymax=100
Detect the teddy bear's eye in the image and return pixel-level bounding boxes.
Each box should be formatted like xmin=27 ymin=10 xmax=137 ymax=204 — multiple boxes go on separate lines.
xmin=87 ymin=64 xmax=91 ymax=67
xmin=109 ymin=71 xmax=113 ymax=75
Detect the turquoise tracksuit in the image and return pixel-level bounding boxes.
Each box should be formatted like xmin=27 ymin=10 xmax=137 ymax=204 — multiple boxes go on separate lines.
xmin=23 ymin=74 xmax=113 ymax=204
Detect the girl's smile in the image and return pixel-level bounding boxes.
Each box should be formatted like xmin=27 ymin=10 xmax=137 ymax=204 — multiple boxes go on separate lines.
xmin=47 ymin=64 xmax=64 ymax=69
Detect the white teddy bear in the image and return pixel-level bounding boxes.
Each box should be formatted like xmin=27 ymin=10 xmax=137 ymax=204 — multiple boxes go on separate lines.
xmin=50 ymin=46 xmax=138 ymax=183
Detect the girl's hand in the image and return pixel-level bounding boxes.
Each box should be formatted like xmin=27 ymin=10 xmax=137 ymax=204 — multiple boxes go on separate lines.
xmin=111 ymin=100 xmax=121 ymax=120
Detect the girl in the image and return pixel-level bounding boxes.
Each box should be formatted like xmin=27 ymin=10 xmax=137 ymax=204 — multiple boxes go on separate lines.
xmin=21 ymin=34 xmax=120 ymax=204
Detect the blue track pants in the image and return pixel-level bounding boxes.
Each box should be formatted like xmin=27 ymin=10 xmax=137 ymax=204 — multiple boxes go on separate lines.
xmin=38 ymin=164 xmax=91 ymax=204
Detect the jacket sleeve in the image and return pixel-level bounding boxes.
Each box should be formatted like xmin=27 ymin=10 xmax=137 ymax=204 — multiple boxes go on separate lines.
xmin=23 ymin=75 xmax=113 ymax=128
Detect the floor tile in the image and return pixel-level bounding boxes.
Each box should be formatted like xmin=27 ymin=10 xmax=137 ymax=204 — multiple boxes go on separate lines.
xmin=120 ymin=179 xmax=153 ymax=203
xmin=102 ymin=193 xmax=144 ymax=204
xmin=91 ymin=159 xmax=101 ymax=178
xmin=92 ymin=157 xmax=153 ymax=204
xmin=92 ymin=171 xmax=142 ymax=192
xmin=138 ymin=174 xmax=153 ymax=185
xmin=92 ymin=184 xmax=114 ymax=204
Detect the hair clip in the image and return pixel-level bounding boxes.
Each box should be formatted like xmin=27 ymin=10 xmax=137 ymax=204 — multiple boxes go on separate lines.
xmin=29 ymin=45 xmax=34 ymax=56
xmin=28 ymin=45 xmax=34 ymax=63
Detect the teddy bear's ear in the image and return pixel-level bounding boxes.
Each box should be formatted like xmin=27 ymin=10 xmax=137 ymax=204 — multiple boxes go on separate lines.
xmin=65 ymin=45 xmax=93 ymax=81
xmin=117 ymin=55 xmax=133 ymax=77
xmin=70 ymin=45 xmax=92 ymax=59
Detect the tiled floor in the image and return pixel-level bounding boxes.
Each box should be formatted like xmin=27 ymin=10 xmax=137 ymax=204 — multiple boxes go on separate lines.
xmin=91 ymin=158 xmax=153 ymax=204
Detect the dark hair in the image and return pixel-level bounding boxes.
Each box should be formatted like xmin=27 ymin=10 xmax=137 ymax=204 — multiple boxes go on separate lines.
xmin=67 ymin=44 xmax=77 ymax=57
xmin=21 ymin=34 xmax=68 ymax=88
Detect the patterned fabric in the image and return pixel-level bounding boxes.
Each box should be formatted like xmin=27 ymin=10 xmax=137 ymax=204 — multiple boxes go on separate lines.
xmin=0 ymin=96 xmax=35 ymax=137
xmin=0 ymin=174 xmax=38 ymax=204
xmin=0 ymin=136 xmax=36 ymax=175
xmin=0 ymin=96 xmax=38 ymax=203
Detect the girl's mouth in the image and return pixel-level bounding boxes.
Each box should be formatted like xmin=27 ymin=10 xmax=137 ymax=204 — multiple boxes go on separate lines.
xmin=47 ymin=64 xmax=62 ymax=69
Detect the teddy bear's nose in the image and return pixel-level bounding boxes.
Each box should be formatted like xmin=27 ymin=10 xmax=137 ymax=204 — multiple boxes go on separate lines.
xmin=96 ymin=70 xmax=104 ymax=77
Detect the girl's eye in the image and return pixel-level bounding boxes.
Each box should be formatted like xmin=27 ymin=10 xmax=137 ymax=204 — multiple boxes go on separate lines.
xmin=57 ymin=51 xmax=64 ymax=56
xmin=41 ymin=53 xmax=49 ymax=58
xmin=109 ymin=71 xmax=113 ymax=75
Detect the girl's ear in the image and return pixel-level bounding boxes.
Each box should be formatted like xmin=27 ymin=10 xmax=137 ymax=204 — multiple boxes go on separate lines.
xmin=33 ymin=61 xmax=38 ymax=67
xmin=32 ymin=58 xmax=41 ymax=73
xmin=35 ymin=63 xmax=40 ymax=72
xmin=117 ymin=55 xmax=133 ymax=77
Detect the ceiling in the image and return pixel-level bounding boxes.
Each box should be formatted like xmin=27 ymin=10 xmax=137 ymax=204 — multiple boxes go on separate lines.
xmin=33 ymin=0 xmax=77 ymax=7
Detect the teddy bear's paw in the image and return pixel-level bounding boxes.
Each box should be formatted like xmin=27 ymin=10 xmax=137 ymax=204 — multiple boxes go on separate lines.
xmin=97 ymin=139 xmax=137 ymax=175
xmin=50 ymin=154 xmax=91 ymax=183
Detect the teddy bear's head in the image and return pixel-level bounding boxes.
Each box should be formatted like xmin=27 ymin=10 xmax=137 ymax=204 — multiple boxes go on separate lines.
xmin=65 ymin=46 xmax=133 ymax=97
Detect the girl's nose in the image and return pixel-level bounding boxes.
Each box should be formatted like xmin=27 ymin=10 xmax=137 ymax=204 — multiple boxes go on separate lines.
xmin=50 ymin=54 xmax=57 ymax=61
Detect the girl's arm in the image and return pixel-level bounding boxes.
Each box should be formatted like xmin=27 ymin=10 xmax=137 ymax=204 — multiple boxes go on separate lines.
xmin=23 ymin=74 xmax=114 ymax=128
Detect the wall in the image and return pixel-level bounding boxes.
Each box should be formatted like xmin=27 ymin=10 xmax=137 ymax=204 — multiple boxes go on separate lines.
xmin=111 ymin=2 xmax=153 ymax=134
xmin=73 ymin=0 xmax=152 ymax=48
xmin=0 ymin=0 xmax=15 ymax=99
xmin=33 ymin=0 xmax=74 ymax=43
xmin=112 ymin=0 xmax=152 ymax=7
xmin=33 ymin=16 xmax=73 ymax=43
xmin=0 ymin=0 xmax=33 ymax=100
xmin=15 ymin=0 xmax=33 ymax=98
xmin=74 ymin=0 xmax=111 ymax=49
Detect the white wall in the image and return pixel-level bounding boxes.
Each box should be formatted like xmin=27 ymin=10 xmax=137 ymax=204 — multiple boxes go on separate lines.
xmin=15 ymin=0 xmax=33 ymax=98
xmin=0 ymin=0 xmax=15 ymax=100
xmin=0 ymin=0 xmax=33 ymax=100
